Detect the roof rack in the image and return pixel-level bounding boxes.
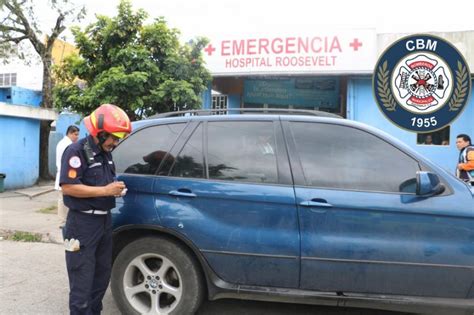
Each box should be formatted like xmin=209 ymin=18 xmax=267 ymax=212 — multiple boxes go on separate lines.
xmin=148 ymin=108 xmax=342 ymax=119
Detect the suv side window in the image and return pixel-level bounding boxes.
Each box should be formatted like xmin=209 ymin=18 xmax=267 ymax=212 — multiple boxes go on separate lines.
xmin=208 ymin=121 xmax=278 ymax=184
xmin=290 ymin=122 xmax=420 ymax=193
xmin=114 ymin=123 xmax=185 ymax=175
xmin=169 ymin=124 xmax=204 ymax=178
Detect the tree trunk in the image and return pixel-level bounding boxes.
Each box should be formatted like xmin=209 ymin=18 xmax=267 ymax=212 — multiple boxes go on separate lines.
xmin=42 ymin=57 xmax=53 ymax=110
xmin=39 ymin=120 xmax=53 ymax=180
xmin=39 ymin=56 xmax=54 ymax=180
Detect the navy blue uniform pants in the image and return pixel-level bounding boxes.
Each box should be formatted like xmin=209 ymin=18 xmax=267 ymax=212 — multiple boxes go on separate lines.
xmin=65 ymin=210 xmax=112 ymax=315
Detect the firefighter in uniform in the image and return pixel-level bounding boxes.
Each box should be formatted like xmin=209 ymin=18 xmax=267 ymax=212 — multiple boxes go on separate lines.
xmin=60 ymin=104 xmax=132 ymax=315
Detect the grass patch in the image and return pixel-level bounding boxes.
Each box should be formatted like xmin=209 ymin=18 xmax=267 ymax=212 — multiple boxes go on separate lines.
xmin=37 ymin=205 xmax=57 ymax=214
xmin=8 ymin=231 xmax=42 ymax=242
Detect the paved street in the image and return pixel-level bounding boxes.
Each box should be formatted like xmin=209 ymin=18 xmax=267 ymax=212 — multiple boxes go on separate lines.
xmin=0 ymin=186 xmax=63 ymax=243
xmin=0 ymin=240 xmax=409 ymax=315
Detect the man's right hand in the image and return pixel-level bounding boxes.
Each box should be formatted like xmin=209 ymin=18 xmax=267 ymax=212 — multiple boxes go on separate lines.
xmin=105 ymin=181 xmax=126 ymax=196
xmin=63 ymin=182 xmax=127 ymax=198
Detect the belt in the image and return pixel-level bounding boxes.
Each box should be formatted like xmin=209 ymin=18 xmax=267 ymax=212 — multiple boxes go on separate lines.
xmin=80 ymin=209 xmax=108 ymax=215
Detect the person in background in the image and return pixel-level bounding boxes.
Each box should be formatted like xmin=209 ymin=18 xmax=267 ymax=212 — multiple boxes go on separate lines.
xmin=455 ymin=134 xmax=474 ymax=185
xmin=55 ymin=125 xmax=80 ymax=232
xmin=60 ymin=104 xmax=132 ymax=315
xmin=423 ymin=134 xmax=433 ymax=145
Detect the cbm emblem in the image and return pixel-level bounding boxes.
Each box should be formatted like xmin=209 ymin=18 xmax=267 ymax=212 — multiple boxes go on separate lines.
xmin=373 ymin=34 xmax=471 ymax=132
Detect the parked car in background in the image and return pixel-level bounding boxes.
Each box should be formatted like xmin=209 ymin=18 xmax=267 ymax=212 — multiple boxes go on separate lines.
xmin=109 ymin=109 xmax=474 ymax=315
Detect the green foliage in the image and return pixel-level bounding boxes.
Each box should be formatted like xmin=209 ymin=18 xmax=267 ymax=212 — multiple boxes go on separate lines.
xmin=37 ymin=205 xmax=57 ymax=214
xmin=9 ymin=231 xmax=42 ymax=242
xmin=53 ymin=0 xmax=211 ymax=120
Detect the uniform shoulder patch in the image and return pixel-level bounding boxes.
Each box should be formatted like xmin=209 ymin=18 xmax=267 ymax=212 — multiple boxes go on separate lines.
xmin=68 ymin=169 xmax=77 ymax=179
xmin=69 ymin=156 xmax=81 ymax=168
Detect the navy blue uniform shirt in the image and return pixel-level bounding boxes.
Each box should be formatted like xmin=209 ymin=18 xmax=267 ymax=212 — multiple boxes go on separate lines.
xmin=60 ymin=135 xmax=116 ymax=211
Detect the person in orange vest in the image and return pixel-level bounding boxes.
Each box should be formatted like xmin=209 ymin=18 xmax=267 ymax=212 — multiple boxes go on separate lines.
xmin=456 ymin=134 xmax=474 ymax=186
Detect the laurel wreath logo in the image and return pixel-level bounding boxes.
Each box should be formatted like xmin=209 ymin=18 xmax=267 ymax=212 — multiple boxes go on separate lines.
xmin=448 ymin=61 xmax=468 ymax=111
xmin=376 ymin=60 xmax=397 ymax=111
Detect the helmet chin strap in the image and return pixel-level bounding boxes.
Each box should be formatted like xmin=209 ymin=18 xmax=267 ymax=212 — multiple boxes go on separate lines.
xmin=97 ymin=131 xmax=109 ymax=150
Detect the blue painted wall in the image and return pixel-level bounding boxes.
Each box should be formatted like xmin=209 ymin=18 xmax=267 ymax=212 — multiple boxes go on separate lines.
xmin=347 ymin=76 xmax=474 ymax=173
xmin=0 ymin=87 xmax=42 ymax=106
xmin=0 ymin=116 xmax=40 ymax=189
xmin=0 ymin=87 xmax=43 ymax=189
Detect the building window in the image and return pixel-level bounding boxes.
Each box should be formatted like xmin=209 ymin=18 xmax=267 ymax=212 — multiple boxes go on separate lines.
xmin=0 ymin=73 xmax=17 ymax=87
xmin=212 ymin=94 xmax=228 ymax=114
xmin=417 ymin=126 xmax=450 ymax=146
xmin=241 ymin=76 xmax=345 ymax=117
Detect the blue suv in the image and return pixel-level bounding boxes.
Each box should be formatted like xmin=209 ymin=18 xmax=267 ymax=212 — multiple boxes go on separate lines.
xmin=110 ymin=110 xmax=474 ymax=315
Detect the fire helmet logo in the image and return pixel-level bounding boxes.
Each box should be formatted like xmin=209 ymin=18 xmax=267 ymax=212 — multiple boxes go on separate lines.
xmin=373 ymin=34 xmax=470 ymax=133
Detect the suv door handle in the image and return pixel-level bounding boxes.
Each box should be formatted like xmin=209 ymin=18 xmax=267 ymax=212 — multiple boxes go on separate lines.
xmin=168 ymin=190 xmax=197 ymax=198
xmin=299 ymin=199 xmax=333 ymax=208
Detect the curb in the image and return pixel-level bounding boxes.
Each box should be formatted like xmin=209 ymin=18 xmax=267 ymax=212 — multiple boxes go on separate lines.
xmin=14 ymin=187 xmax=56 ymax=199
xmin=0 ymin=191 xmax=24 ymax=198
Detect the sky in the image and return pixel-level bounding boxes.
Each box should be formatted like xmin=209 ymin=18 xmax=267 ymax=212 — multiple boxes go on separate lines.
xmin=36 ymin=0 xmax=474 ymax=43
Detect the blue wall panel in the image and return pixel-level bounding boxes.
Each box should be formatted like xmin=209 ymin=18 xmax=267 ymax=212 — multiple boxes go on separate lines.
xmin=0 ymin=87 xmax=42 ymax=189
xmin=347 ymin=76 xmax=474 ymax=173
xmin=11 ymin=87 xmax=42 ymax=106
xmin=0 ymin=87 xmax=42 ymax=106
xmin=0 ymin=116 xmax=40 ymax=189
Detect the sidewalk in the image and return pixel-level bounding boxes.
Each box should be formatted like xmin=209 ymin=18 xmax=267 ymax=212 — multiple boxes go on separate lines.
xmin=0 ymin=181 xmax=63 ymax=244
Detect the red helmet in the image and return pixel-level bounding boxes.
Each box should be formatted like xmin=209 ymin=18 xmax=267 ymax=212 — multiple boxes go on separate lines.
xmin=84 ymin=104 xmax=132 ymax=138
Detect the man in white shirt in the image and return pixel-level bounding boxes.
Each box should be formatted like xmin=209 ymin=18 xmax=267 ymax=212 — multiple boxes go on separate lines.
xmin=55 ymin=125 xmax=80 ymax=231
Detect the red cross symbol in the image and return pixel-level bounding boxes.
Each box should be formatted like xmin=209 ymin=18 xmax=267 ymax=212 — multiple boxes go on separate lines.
xmin=204 ymin=44 xmax=216 ymax=56
xmin=349 ymin=38 xmax=363 ymax=51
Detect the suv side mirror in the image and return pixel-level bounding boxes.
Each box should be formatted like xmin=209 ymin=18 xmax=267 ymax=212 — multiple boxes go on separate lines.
xmin=416 ymin=171 xmax=445 ymax=197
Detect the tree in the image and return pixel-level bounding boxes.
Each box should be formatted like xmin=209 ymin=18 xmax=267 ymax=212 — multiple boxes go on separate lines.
xmin=53 ymin=0 xmax=211 ymax=120
xmin=0 ymin=0 xmax=85 ymax=180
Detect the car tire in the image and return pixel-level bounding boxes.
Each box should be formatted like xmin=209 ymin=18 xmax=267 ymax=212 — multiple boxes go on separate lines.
xmin=111 ymin=236 xmax=204 ymax=315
